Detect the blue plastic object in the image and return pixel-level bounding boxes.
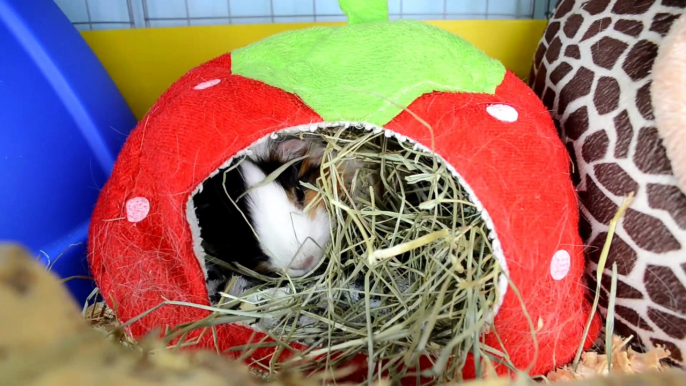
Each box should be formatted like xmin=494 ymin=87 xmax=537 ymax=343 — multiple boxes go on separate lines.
xmin=0 ymin=0 xmax=137 ymax=305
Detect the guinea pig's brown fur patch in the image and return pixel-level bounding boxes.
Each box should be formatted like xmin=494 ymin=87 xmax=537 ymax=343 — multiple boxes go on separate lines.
xmin=296 ymin=155 xmax=327 ymax=218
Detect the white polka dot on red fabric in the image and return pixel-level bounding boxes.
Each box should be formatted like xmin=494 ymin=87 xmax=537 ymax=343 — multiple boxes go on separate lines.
xmin=550 ymin=250 xmax=571 ymax=281
xmin=194 ymin=79 xmax=221 ymax=90
xmin=126 ymin=197 xmax=150 ymax=223
xmin=486 ymin=104 xmax=518 ymax=123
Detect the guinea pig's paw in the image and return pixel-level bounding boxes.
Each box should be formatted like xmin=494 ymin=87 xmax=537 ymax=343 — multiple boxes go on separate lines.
xmin=298 ymin=315 xmax=318 ymax=327
xmin=224 ymin=276 xmax=252 ymax=298
xmin=250 ymin=287 xmax=293 ymax=306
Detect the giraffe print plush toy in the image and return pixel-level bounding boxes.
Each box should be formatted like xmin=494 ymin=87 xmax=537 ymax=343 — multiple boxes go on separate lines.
xmin=530 ymin=0 xmax=686 ymax=364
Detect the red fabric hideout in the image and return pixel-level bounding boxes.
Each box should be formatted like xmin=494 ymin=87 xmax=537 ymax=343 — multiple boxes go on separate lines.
xmin=88 ymin=53 xmax=601 ymax=382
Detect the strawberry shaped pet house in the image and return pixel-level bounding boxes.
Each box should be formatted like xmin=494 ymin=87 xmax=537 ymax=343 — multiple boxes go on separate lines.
xmin=88 ymin=0 xmax=601 ymax=382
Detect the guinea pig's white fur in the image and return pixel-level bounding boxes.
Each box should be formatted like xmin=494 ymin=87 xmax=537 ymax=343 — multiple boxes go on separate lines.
xmin=239 ymin=155 xmax=331 ymax=277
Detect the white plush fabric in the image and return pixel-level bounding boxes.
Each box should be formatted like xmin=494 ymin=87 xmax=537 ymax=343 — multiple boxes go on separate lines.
xmin=653 ymin=12 xmax=686 ymax=195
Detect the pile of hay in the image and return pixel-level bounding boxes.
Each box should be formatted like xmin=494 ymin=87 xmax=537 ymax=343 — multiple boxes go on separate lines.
xmin=547 ymin=335 xmax=670 ymax=381
xmin=202 ymin=126 xmax=503 ymax=382
xmin=82 ymin=298 xmax=678 ymax=384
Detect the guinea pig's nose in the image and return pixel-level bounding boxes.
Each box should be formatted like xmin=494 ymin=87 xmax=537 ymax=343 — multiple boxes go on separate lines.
xmin=292 ymin=255 xmax=316 ymax=272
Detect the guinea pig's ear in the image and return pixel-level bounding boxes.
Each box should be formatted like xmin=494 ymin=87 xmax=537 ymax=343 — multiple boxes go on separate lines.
xmin=274 ymin=139 xmax=309 ymax=160
xmin=307 ymin=141 xmax=326 ymax=164
xmin=338 ymin=158 xmax=363 ymax=181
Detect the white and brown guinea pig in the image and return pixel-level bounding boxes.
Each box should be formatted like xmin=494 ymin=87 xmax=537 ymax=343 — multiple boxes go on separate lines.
xmin=193 ymin=136 xmax=331 ymax=299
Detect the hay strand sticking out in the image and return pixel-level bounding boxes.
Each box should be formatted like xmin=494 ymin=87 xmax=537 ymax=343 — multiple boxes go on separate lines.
xmin=208 ymin=126 xmax=502 ymax=383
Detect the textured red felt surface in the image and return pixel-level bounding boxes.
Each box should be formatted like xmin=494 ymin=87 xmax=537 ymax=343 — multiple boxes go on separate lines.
xmin=88 ymin=52 xmax=601 ymax=383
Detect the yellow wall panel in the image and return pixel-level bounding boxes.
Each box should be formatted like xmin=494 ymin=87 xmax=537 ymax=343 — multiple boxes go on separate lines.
xmin=81 ymin=20 xmax=547 ymax=119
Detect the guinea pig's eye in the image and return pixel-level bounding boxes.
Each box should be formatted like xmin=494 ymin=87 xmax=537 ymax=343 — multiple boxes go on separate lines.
xmin=295 ymin=185 xmax=305 ymax=204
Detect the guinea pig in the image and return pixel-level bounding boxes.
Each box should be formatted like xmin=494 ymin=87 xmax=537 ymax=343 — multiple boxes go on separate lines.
xmin=193 ymin=136 xmax=332 ymax=296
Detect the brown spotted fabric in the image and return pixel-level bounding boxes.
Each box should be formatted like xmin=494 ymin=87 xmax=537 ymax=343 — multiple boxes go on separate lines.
xmin=530 ymin=0 xmax=686 ymax=365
